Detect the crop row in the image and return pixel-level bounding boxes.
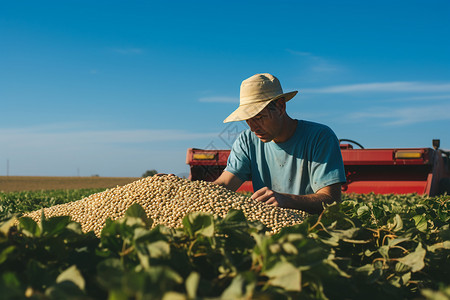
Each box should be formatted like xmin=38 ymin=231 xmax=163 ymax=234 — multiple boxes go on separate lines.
xmin=0 ymin=189 xmax=449 ymax=299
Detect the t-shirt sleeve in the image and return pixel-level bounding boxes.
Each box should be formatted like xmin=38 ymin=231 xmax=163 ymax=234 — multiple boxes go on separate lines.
xmin=224 ymin=131 xmax=252 ymax=182
xmin=309 ymin=128 xmax=347 ymax=192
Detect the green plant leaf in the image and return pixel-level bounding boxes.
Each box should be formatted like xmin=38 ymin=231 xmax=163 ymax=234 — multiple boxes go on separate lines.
xmin=45 ymin=281 xmax=86 ymax=299
xmin=0 ymin=272 xmax=22 ymax=298
xmin=107 ymin=289 xmax=129 ymax=300
xmin=125 ymin=203 xmax=153 ymax=228
xmin=146 ymin=266 xmax=183 ymax=288
xmin=66 ymin=221 xmax=84 ymax=234
xmin=263 ymin=261 xmax=301 ymax=292
xmin=223 ymin=209 xmax=247 ymax=223
xmin=413 ymin=215 xmax=428 ymax=232
xmin=221 ymin=272 xmax=256 ymax=299
xmin=428 ymin=241 xmax=450 ymax=252
xmin=401 ymin=272 xmax=411 ymax=285
xmin=147 ymin=240 xmax=170 ymax=259
xmin=397 ymin=243 xmax=426 ymax=272
xmin=221 ymin=274 xmax=247 ymax=299
xmin=185 ymin=272 xmax=200 ymax=299
xmin=162 ymin=291 xmax=186 ymax=300
xmin=41 ymin=216 xmax=71 ymax=236
xmin=182 ymin=212 xmax=214 ymax=238
xmin=56 ymin=265 xmax=86 ymax=291
xmin=0 ymin=217 xmax=17 ymax=237
xmin=421 ymin=285 xmax=450 ymax=300
xmin=388 ymin=214 xmax=403 ymax=232
xmin=355 ymin=263 xmax=375 ymax=275
xmin=97 ymin=258 xmax=125 ymax=290
xmin=357 ymin=205 xmax=369 ymax=216
xmin=0 ymin=246 xmax=15 ymax=264
xmin=378 ymin=245 xmax=390 ymax=259
xmin=19 ymin=217 xmax=41 ymax=237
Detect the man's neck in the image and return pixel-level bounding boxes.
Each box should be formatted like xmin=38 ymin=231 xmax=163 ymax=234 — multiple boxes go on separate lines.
xmin=273 ymin=116 xmax=297 ymax=143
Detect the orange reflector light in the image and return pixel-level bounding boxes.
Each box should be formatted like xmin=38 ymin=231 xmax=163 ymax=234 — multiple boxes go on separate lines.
xmin=395 ymin=151 xmax=422 ymax=159
xmin=193 ymin=153 xmax=216 ymax=160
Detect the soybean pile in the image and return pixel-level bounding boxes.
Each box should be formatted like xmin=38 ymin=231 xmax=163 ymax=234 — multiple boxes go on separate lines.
xmin=23 ymin=175 xmax=308 ymax=236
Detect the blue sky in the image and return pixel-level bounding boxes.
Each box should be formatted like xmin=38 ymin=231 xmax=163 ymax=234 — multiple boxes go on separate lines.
xmin=1 ymin=0 xmax=449 ymax=177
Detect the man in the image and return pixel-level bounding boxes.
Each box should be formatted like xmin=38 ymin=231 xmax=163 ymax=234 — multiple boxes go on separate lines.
xmin=213 ymin=73 xmax=346 ymax=214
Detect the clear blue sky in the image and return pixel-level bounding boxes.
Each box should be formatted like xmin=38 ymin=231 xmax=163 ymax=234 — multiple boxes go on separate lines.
xmin=1 ymin=0 xmax=449 ymax=177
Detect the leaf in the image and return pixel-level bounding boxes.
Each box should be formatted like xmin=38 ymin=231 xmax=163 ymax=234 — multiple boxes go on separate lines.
xmin=147 ymin=266 xmax=183 ymax=286
xmin=56 ymin=265 xmax=85 ymax=291
xmin=218 ymin=210 xmax=256 ymax=249
xmin=322 ymin=227 xmax=359 ymax=246
xmin=263 ymin=261 xmax=301 ymax=292
xmin=147 ymin=240 xmax=170 ymax=259
xmin=357 ymin=205 xmax=370 ymax=216
xmin=45 ymin=281 xmax=86 ymax=299
xmin=2 ymin=271 xmax=20 ymax=289
xmin=0 ymin=217 xmax=17 ymax=236
xmin=395 ymin=261 xmax=410 ymax=273
xmin=378 ymin=245 xmax=390 ymax=259
xmin=137 ymin=252 xmax=150 ymax=271
xmin=401 ymin=272 xmax=411 ymax=285
xmin=364 ymin=249 xmax=377 ymax=257
xmin=421 ymin=286 xmax=450 ymax=300
xmin=223 ymin=209 xmax=248 ymax=224
xmin=125 ymin=203 xmax=153 ymax=228
xmin=397 ymin=243 xmax=426 ymax=272
xmin=325 ymin=253 xmax=351 ymax=278
xmin=96 ymin=258 xmax=125 ymax=289
xmin=221 ymin=272 xmax=256 ymax=299
xmin=387 ymin=214 xmax=403 ymax=232
xmin=182 ymin=212 xmax=214 ymax=238
xmin=26 ymin=259 xmax=51 ymax=288
xmin=355 ymin=263 xmax=375 ymax=275
xmin=413 ymin=215 xmax=428 ymax=232
xmin=221 ymin=274 xmax=247 ymax=299
xmin=281 ymin=242 xmax=298 ymax=255
xmin=0 ymin=246 xmax=15 ymax=264
xmin=107 ymin=289 xmax=129 ymax=300
xmin=162 ymin=292 xmax=186 ymax=300
xmin=185 ymin=272 xmax=200 ymax=299
xmin=41 ymin=216 xmax=71 ymax=236
xmin=66 ymin=222 xmax=84 ymax=235
xmin=388 ymin=274 xmax=401 ymax=288
xmin=428 ymin=241 xmax=450 ymax=252
xmin=19 ymin=217 xmax=41 ymax=237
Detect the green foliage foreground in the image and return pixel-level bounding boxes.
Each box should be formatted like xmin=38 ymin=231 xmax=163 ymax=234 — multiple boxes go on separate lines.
xmin=0 ymin=193 xmax=449 ymax=299
xmin=0 ymin=189 xmax=106 ymax=221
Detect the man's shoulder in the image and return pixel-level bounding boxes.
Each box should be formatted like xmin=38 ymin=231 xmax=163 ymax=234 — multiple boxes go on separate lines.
xmin=300 ymin=120 xmax=332 ymax=130
xmin=299 ymin=120 xmax=335 ymax=137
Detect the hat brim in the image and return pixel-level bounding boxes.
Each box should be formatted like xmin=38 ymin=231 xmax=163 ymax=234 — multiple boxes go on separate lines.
xmin=223 ymin=91 xmax=298 ymax=123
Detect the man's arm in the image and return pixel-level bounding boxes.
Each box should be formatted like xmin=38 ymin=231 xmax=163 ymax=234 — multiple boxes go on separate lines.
xmin=251 ymin=183 xmax=342 ymax=214
xmin=213 ymin=170 xmax=244 ymax=192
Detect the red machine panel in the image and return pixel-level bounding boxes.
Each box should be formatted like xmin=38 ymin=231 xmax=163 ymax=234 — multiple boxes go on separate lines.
xmin=186 ymin=145 xmax=450 ymax=196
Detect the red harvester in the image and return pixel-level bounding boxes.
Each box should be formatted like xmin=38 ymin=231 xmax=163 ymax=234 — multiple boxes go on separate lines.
xmin=186 ymin=139 xmax=450 ymax=196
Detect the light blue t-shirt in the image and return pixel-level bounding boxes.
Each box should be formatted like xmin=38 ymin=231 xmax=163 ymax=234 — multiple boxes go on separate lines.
xmin=225 ymin=120 xmax=346 ymax=195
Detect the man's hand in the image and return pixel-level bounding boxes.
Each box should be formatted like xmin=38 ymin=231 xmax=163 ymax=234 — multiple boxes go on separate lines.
xmin=251 ymin=183 xmax=342 ymax=214
xmin=251 ymin=187 xmax=290 ymax=207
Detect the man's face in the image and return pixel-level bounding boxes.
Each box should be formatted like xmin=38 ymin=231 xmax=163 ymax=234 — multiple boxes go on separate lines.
xmin=245 ymin=104 xmax=283 ymax=143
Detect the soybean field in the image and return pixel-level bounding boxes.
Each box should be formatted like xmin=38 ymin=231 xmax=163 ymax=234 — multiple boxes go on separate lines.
xmin=0 ymin=176 xmax=140 ymax=192
xmin=0 ymin=178 xmax=449 ymax=299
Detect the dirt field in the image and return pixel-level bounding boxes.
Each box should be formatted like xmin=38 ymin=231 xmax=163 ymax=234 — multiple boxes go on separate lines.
xmin=0 ymin=176 xmax=141 ymax=192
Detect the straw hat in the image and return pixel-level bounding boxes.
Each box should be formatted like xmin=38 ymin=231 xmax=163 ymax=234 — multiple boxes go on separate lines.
xmin=223 ymin=73 xmax=298 ymax=123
